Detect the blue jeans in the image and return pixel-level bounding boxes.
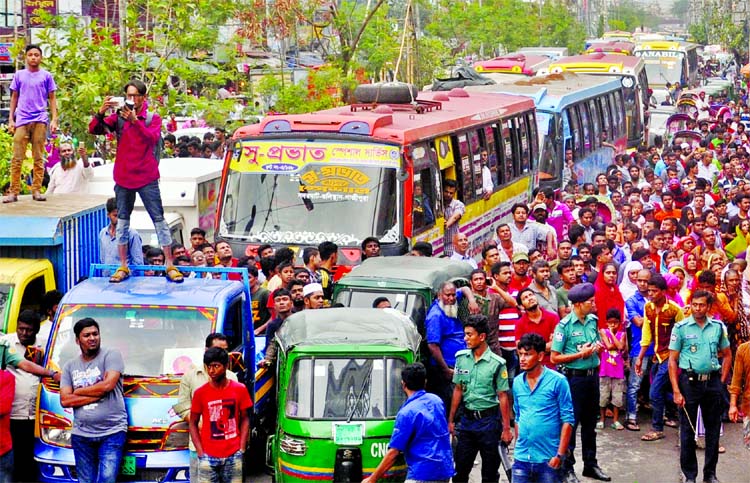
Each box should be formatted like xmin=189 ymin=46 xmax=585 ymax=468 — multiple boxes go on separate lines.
xmin=197 ymin=451 xmax=243 ymax=483
xmin=512 ymin=460 xmax=562 ymax=483
xmin=71 ymin=431 xmax=127 ymax=483
xmin=649 ymin=360 xmax=672 ymax=432
xmin=0 ymin=450 xmax=12 ymax=483
xmin=626 ymin=357 xmax=652 ymax=421
xmin=115 ymin=180 xmax=172 ymax=247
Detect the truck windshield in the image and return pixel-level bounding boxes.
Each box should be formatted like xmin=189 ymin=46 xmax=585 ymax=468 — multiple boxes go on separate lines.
xmin=49 ymin=305 xmax=214 ymax=377
xmin=286 ymin=357 xmax=407 ymax=420
xmin=220 ymin=165 xmax=399 ymax=247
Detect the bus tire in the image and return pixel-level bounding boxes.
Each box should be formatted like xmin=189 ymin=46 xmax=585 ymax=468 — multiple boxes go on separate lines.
xmin=354 ymin=82 xmax=418 ymax=104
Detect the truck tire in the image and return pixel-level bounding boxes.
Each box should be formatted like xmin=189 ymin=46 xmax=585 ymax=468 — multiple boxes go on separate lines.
xmin=354 ymin=82 xmax=418 ymax=104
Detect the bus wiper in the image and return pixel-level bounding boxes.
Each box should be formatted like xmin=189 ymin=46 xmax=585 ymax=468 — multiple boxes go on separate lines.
xmin=299 ymin=180 xmax=314 ymax=212
xmin=346 ymin=367 xmax=372 ymax=423
xmin=243 ymin=205 xmax=257 ymax=234
xmin=260 ymin=175 xmax=279 ymax=233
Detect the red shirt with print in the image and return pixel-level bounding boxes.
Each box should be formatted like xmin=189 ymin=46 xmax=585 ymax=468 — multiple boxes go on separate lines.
xmin=191 ymin=380 xmax=252 ymax=458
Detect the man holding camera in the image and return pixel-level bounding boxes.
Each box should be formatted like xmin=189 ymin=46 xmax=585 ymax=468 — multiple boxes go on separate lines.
xmin=89 ymin=80 xmax=182 ymax=283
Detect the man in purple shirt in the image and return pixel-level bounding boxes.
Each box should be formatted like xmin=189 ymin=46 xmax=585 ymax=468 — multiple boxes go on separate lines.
xmin=541 ymin=187 xmax=574 ymax=243
xmin=3 ymin=44 xmax=58 ymax=203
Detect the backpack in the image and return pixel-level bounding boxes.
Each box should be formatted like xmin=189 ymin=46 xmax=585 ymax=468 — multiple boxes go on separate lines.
xmin=113 ymin=111 xmax=164 ymax=164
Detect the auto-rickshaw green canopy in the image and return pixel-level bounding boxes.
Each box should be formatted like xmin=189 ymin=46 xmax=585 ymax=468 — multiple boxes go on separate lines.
xmin=342 ymin=256 xmax=474 ymax=293
xmin=275 ymin=308 xmax=421 ymax=353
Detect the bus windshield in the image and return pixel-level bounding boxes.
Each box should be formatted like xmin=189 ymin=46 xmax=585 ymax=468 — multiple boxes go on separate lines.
xmin=221 ymin=164 xmax=398 ymax=246
xmin=639 ymin=51 xmax=684 ymax=85
xmin=49 ymin=305 xmax=215 ymax=377
xmin=285 ymin=357 xmax=406 ymax=420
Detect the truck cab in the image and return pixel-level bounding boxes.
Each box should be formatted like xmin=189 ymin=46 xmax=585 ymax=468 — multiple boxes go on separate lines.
xmin=35 ymin=266 xmax=258 ymax=482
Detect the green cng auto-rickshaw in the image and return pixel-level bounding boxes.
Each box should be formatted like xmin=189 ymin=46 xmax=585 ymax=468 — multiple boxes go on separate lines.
xmin=332 ymin=256 xmax=473 ymax=335
xmin=267 ymin=308 xmax=421 ymax=482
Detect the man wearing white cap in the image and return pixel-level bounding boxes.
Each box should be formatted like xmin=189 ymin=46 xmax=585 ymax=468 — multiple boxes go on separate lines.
xmin=303 ymin=283 xmax=325 ymax=310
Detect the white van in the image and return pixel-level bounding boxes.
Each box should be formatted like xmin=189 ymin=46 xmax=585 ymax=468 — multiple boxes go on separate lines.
xmin=88 ymin=157 xmax=224 ymax=245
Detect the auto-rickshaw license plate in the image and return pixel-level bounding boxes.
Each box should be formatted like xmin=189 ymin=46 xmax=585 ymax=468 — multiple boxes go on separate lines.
xmin=120 ymin=455 xmax=136 ymax=475
xmin=333 ymin=422 xmax=364 ymax=445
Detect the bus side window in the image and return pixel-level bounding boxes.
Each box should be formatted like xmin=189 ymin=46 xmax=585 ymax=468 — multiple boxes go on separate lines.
xmin=600 ymin=95 xmax=612 ymax=138
xmin=412 ymin=143 xmax=437 ymax=233
xmin=525 ymin=112 xmax=537 ymax=172
xmin=223 ymin=299 xmax=243 ymax=352
xmin=588 ymin=99 xmax=601 ymax=149
xmin=613 ymin=91 xmax=625 ymax=139
xmin=502 ymin=120 xmax=515 ymax=182
xmin=454 ymin=133 xmax=475 ymax=203
xmin=518 ymin=116 xmax=531 ymax=174
xmin=468 ymin=129 xmax=485 ymax=198
xmin=567 ymin=108 xmax=582 ymax=161
xmin=429 ymin=147 xmax=445 ymax=220
xmin=579 ymin=103 xmax=591 ymax=154
xmin=482 ymin=125 xmax=499 ymax=190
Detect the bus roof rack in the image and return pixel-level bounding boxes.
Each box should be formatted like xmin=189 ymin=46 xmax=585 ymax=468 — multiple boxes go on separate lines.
xmin=350 ymin=99 xmax=442 ymax=114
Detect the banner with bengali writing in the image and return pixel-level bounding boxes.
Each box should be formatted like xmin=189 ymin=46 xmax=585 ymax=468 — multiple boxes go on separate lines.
xmin=25 ymin=0 xmax=57 ymax=27
xmin=230 ymin=140 xmax=401 ymax=173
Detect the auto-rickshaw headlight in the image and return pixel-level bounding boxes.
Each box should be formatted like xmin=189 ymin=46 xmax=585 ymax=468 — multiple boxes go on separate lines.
xmin=280 ymin=434 xmax=307 ymax=456
xmin=39 ymin=412 xmax=73 ymax=448
xmin=162 ymin=421 xmax=190 ymax=450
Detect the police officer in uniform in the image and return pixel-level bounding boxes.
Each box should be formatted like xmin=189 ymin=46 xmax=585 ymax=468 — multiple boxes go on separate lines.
xmin=668 ymin=290 xmax=731 ymax=483
xmin=551 ymin=283 xmax=611 ymax=483
xmin=448 ymin=314 xmax=512 ymax=483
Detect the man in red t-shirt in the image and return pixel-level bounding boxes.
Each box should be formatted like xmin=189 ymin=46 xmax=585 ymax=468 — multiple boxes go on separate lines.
xmin=189 ymin=347 xmax=252 ymax=482
xmin=514 ymin=287 xmax=559 ymax=368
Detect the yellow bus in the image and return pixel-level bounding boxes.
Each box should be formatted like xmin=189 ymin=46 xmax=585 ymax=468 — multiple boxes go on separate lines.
xmin=634 ymin=40 xmax=700 ymax=90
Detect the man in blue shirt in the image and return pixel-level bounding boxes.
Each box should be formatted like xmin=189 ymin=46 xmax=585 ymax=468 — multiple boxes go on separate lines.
xmin=363 ymin=363 xmax=454 ymax=483
xmin=98 ymin=197 xmax=143 ymax=267
xmin=425 ymin=281 xmax=478 ymax=416
xmin=624 ymin=268 xmax=654 ymax=431
xmin=513 ymin=333 xmax=575 ymax=483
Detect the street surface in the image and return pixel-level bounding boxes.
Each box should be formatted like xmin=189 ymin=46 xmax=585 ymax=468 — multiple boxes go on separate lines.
xmin=246 ymin=412 xmax=747 ymax=483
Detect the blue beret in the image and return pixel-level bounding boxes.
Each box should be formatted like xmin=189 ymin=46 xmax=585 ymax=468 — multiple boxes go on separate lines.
xmin=568 ymin=283 xmax=595 ymax=304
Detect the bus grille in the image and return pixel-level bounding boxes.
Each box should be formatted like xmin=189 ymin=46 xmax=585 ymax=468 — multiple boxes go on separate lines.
xmin=127 ymin=428 xmax=166 ymax=452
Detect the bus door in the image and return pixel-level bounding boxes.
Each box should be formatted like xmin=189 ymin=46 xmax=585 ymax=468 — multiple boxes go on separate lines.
xmin=410 ymin=142 xmax=442 ymax=235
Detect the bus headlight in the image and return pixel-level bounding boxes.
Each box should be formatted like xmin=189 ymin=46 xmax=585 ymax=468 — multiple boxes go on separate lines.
xmin=280 ymin=434 xmax=307 ymax=456
xmin=162 ymin=421 xmax=189 ymax=450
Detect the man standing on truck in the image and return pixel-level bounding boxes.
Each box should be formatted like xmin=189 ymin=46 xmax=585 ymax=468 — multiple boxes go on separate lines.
xmin=60 ymin=318 xmax=127 ymax=483
xmin=173 ymin=333 xmax=237 ymax=483
xmin=189 ymin=347 xmax=251 ymax=483
xmin=3 ymin=44 xmax=58 ymax=204
xmin=99 ymin=197 xmax=144 ymax=268
xmin=89 ymin=80 xmax=182 ymax=283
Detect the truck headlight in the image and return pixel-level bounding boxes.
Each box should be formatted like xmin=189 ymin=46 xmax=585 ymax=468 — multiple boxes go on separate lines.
xmin=280 ymin=434 xmax=307 ymax=456
xmin=41 ymin=427 xmax=73 ymax=447
xmin=39 ymin=411 xmax=73 ymax=448
xmin=162 ymin=421 xmax=189 ymax=450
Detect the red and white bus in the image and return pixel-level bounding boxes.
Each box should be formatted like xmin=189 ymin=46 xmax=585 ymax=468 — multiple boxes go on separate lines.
xmin=216 ymin=86 xmax=538 ymax=266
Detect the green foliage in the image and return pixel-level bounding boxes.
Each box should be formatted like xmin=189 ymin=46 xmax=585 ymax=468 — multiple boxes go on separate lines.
xmin=0 ymin=129 xmax=21 ymax=193
xmin=423 ymin=0 xmax=585 ymax=63
xmin=608 ymin=0 xmax=659 ymax=32
xmin=255 ymin=67 xmax=349 ymax=114
xmin=597 ymin=15 xmax=605 ymax=38
xmin=690 ymin=12 xmax=746 ymax=53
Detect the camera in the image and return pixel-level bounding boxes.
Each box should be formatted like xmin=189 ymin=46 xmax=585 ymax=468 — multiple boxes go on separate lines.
xmin=110 ymin=96 xmax=125 ymax=108
xmin=124 ymin=100 xmax=135 ymax=110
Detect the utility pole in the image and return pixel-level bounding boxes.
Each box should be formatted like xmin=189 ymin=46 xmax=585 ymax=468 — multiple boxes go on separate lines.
xmin=119 ymin=0 xmax=128 ymax=61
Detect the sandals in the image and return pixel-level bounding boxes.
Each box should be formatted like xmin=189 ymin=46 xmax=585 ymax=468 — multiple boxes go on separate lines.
xmin=665 ymin=419 xmax=679 ymax=428
xmin=625 ymin=420 xmax=640 ymax=431
xmin=596 ymin=421 xmax=604 ymax=430
xmin=2 ymin=194 xmax=18 ymax=203
xmin=719 ymin=445 xmax=726 ymax=454
xmin=641 ymin=430 xmax=665 ymax=441
xmin=32 ymin=191 xmax=46 ymax=201
xmin=165 ymin=265 xmax=184 ymax=283
xmin=611 ymin=421 xmax=625 ymax=430
xmin=109 ymin=266 xmax=130 ymax=283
